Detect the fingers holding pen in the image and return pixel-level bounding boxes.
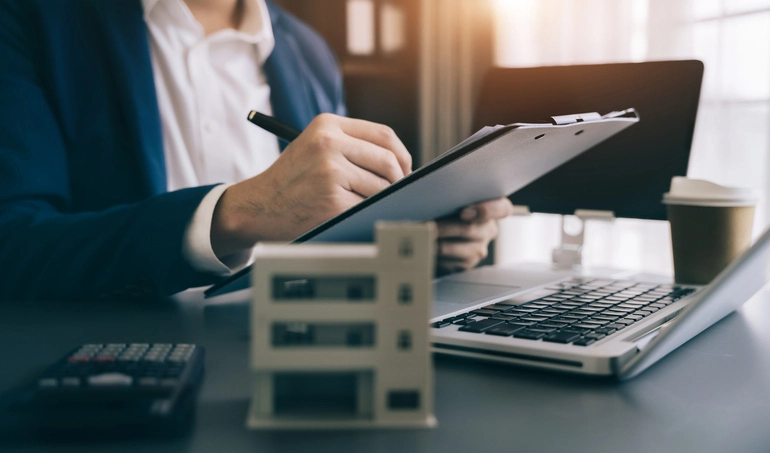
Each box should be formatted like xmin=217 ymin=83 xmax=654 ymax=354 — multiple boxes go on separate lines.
xmin=335 ymin=116 xmax=413 ymax=176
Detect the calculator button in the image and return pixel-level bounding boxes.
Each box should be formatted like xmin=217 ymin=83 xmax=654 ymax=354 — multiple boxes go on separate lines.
xmin=138 ymin=377 xmax=159 ymax=386
xmin=68 ymin=355 xmax=91 ymax=363
xmin=93 ymin=356 xmax=116 ymax=362
xmin=87 ymin=372 xmax=134 ymax=386
xmin=38 ymin=378 xmax=58 ymax=388
xmin=61 ymin=377 xmax=81 ymax=387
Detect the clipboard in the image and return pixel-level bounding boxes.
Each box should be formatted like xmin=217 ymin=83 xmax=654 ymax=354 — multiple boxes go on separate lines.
xmin=205 ymin=109 xmax=639 ymax=297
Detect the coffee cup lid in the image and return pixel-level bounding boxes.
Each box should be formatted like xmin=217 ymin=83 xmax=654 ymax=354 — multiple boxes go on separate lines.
xmin=662 ymin=177 xmax=758 ymax=207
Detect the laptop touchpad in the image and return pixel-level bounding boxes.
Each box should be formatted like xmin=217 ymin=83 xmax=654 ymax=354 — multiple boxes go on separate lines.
xmin=432 ymin=281 xmax=520 ymax=319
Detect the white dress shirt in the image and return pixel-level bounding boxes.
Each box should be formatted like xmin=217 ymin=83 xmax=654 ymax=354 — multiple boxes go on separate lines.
xmin=143 ymin=0 xmax=280 ymax=274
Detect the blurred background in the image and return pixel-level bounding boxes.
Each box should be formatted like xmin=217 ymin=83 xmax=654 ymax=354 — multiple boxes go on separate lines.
xmin=274 ymin=0 xmax=770 ymax=276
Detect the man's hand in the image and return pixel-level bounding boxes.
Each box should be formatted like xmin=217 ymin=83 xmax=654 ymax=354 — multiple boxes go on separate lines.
xmin=435 ymin=198 xmax=514 ymax=276
xmin=210 ymin=113 xmax=411 ymax=258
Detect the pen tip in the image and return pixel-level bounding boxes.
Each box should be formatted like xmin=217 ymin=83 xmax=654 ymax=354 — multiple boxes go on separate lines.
xmin=248 ymin=111 xmax=256 ymax=120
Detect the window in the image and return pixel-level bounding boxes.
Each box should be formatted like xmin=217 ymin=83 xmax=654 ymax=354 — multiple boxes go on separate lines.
xmin=397 ymin=330 xmax=412 ymax=350
xmin=346 ymin=0 xmax=407 ymax=56
xmin=493 ymin=0 xmax=770 ymax=275
xmin=272 ymin=276 xmax=376 ymax=302
xmin=272 ymin=323 xmax=376 ymax=347
xmin=274 ymin=372 xmax=373 ymax=418
xmin=387 ymin=390 xmax=420 ymax=410
xmin=397 ymin=284 xmax=413 ymax=304
xmin=398 ymin=238 xmax=414 ymax=258
xmin=347 ymin=0 xmax=375 ymax=55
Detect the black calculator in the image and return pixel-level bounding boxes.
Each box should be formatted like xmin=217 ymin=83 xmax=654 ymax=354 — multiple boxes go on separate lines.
xmin=3 ymin=343 xmax=205 ymax=436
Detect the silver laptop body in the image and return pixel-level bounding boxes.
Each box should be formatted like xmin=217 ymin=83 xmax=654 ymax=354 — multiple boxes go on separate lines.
xmin=429 ymin=226 xmax=770 ymax=378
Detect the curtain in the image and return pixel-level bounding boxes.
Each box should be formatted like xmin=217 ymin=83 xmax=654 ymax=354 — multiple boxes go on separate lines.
xmin=419 ymin=0 xmax=495 ymax=163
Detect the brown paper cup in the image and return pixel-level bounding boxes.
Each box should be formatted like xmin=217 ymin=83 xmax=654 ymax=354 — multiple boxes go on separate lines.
xmin=667 ymin=204 xmax=755 ymax=285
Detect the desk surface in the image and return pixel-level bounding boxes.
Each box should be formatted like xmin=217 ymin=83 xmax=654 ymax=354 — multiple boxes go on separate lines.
xmin=2 ymin=289 xmax=770 ymax=453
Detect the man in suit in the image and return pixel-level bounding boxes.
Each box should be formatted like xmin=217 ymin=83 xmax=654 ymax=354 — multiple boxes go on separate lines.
xmin=0 ymin=0 xmax=513 ymax=301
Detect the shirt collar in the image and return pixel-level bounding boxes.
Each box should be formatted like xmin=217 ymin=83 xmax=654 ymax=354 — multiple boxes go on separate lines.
xmin=142 ymin=0 xmax=162 ymax=18
xmin=142 ymin=0 xmax=273 ymax=40
xmin=142 ymin=0 xmax=275 ymax=61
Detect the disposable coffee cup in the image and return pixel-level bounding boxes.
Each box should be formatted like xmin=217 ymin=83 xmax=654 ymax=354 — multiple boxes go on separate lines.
xmin=663 ymin=177 xmax=757 ymax=285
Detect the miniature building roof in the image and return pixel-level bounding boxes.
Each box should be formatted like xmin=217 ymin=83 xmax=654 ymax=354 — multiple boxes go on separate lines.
xmin=253 ymin=243 xmax=378 ymax=259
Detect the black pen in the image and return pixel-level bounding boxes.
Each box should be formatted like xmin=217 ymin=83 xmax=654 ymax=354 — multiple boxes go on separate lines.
xmin=247 ymin=110 xmax=301 ymax=143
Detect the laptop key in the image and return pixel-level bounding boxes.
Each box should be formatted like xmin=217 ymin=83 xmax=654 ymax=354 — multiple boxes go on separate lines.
xmin=532 ymin=312 xmax=557 ymax=318
xmin=513 ymin=329 xmax=547 ymax=340
xmin=508 ymin=320 xmax=537 ymax=327
xmin=459 ymin=318 xmax=505 ymax=333
xmin=452 ymin=318 xmax=475 ymax=325
xmin=603 ymin=310 xmax=628 ymax=317
xmin=569 ymin=324 xmax=597 ymax=331
xmin=491 ymin=313 xmax=518 ymax=320
xmin=616 ymin=318 xmax=637 ymax=325
xmin=594 ymin=326 xmax=617 ymax=335
xmin=520 ymin=316 xmax=548 ymax=323
xmin=591 ymin=315 xmax=619 ymax=322
xmin=471 ymin=309 xmax=499 ymax=317
xmin=570 ymin=310 xmax=595 ymax=317
xmin=585 ymin=332 xmax=607 ymax=341
xmin=484 ymin=304 xmax=512 ymax=311
xmin=616 ymin=302 xmax=641 ymax=307
xmin=572 ymin=337 xmax=596 ymax=346
xmin=528 ymin=327 xmax=558 ymax=334
xmin=561 ymin=313 xmax=588 ymax=320
xmin=509 ymin=308 xmax=539 ymax=315
xmin=485 ymin=324 xmax=527 ymax=336
xmin=543 ymin=330 xmax=583 ymax=344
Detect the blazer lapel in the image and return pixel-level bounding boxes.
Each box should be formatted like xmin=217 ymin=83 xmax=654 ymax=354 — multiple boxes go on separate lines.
xmin=264 ymin=1 xmax=316 ymax=149
xmin=89 ymin=0 xmax=166 ymax=195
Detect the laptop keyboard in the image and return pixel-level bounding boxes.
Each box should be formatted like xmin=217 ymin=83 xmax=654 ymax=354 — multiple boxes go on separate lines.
xmin=431 ymin=278 xmax=695 ymax=346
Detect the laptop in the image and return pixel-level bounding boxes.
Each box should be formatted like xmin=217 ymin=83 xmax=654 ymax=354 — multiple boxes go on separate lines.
xmin=430 ymin=225 xmax=770 ymax=379
xmin=429 ymin=60 xmax=764 ymax=378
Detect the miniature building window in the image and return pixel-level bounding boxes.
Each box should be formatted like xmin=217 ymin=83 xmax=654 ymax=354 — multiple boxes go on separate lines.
xmin=397 ymin=330 xmax=412 ymax=351
xmin=275 ymin=372 xmax=361 ymax=417
xmin=272 ymin=323 xmax=376 ymax=347
xmin=398 ymin=238 xmax=414 ymax=258
xmin=273 ymin=276 xmax=376 ymax=302
xmin=397 ymin=284 xmax=413 ymax=304
xmin=387 ymin=390 xmax=420 ymax=410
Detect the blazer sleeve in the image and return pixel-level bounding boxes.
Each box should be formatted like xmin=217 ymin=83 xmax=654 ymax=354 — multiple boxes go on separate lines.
xmin=0 ymin=3 xmax=218 ymax=301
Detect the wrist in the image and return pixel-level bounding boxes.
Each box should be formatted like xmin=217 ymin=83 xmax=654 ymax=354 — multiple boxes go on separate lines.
xmin=211 ymin=184 xmax=257 ymax=258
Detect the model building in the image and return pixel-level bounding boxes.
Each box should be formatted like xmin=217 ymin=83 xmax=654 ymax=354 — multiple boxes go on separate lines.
xmin=247 ymin=222 xmax=436 ymax=429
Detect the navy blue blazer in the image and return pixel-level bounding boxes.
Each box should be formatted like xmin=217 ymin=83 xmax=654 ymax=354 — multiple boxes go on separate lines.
xmin=0 ymin=0 xmax=346 ymax=300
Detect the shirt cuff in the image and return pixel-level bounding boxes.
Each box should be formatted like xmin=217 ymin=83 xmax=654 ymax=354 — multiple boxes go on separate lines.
xmin=182 ymin=184 xmax=252 ymax=275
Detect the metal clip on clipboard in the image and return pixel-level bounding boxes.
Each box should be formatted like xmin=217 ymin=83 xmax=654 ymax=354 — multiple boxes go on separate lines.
xmin=551 ymin=108 xmax=640 ymax=125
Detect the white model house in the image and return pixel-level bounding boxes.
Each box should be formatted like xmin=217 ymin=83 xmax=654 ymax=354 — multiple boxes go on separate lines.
xmin=247 ymin=222 xmax=436 ymax=429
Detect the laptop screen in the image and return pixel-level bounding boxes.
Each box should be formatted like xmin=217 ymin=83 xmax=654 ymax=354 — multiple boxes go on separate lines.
xmin=473 ymin=60 xmax=703 ymax=221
